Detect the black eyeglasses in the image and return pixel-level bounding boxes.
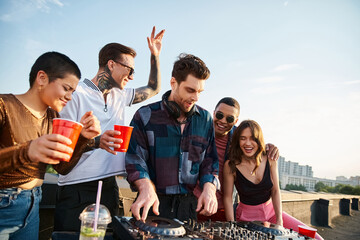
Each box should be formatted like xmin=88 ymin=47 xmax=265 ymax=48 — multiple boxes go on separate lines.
xmin=215 ymin=112 xmax=235 ymax=123
xmin=114 ymin=61 xmax=135 ymax=77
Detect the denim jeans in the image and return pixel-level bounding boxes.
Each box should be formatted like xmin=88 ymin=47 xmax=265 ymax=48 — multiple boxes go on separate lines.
xmin=0 ymin=187 xmax=42 ymax=240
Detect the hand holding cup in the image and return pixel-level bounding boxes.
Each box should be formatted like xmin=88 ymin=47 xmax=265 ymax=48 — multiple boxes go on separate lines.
xmin=28 ymin=133 xmax=73 ymax=164
xmin=51 ymin=118 xmax=83 ymax=162
xmin=98 ymin=130 xmax=123 ymax=155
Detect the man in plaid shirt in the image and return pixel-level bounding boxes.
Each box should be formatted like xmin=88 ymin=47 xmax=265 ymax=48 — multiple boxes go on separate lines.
xmin=125 ymin=53 xmax=219 ymax=222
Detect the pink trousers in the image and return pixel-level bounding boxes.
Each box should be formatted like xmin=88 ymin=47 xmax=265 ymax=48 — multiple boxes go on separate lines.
xmin=236 ymin=200 xmax=323 ymax=240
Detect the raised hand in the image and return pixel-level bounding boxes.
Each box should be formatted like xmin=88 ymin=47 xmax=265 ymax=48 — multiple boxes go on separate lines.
xmin=147 ymin=26 xmax=165 ymax=56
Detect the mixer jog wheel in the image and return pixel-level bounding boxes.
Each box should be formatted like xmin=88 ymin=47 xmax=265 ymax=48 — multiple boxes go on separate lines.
xmin=134 ymin=216 xmax=186 ymax=237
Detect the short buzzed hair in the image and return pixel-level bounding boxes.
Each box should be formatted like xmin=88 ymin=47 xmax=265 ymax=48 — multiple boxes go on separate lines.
xmin=29 ymin=51 xmax=81 ymax=87
xmin=215 ymin=97 xmax=240 ymax=115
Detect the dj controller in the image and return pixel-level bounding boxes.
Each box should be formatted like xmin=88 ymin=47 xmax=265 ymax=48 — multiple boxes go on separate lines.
xmin=113 ymin=216 xmax=314 ymax=240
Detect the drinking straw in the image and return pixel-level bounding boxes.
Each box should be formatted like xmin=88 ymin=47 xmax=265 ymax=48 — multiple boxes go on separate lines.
xmin=93 ymin=180 xmax=103 ymax=232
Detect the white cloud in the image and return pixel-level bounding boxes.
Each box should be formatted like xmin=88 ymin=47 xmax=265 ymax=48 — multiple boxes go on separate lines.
xmin=344 ymin=80 xmax=360 ymax=85
xmin=256 ymin=76 xmax=283 ymax=83
xmin=35 ymin=0 xmax=64 ymax=12
xmin=284 ymin=1 xmax=289 ymax=7
xmin=348 ymin=91 xmax=360 ymax=101
xmin=0 ymin=0 xmax=64 ymax=21
xmin=50 ymin=0 xmax=64 ymax=7
xmin=0 ymin=14 xmax=11 ymax=22
xmin=272 ymin=64 xmax=302 ymax=72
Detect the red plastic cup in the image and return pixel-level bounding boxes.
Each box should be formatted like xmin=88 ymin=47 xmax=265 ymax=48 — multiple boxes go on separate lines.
xmin=52 ymin=118 xmax=83 ymax=162
xmin=298 ymin=225 xmax=317 ymax=238
xmin=113 ymin=125 xmax=133 ymax=152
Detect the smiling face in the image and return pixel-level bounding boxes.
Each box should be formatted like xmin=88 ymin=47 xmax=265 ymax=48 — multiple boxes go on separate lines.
xmin=169 ymin=74 xmax=205 ymax=114
xmin=109 ymin=54 xmax=135 ymax=90
xmin=40 ymin=73 xmax=79 ymax=112
xmin=213 ymin=103 xmax=239 ymax=137
xmin=239 ymin=127 xmax=259 ymax=158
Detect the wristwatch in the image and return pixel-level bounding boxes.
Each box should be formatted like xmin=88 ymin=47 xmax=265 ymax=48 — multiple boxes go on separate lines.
xmin=86 ymin=136 xmax=101 ymax=149
xmin=94 ymin=135 xmax=101 ymax=148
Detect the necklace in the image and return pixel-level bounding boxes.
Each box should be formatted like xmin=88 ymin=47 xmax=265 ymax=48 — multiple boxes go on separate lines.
xmin=243 ymin=159 xmax=256 ymax=175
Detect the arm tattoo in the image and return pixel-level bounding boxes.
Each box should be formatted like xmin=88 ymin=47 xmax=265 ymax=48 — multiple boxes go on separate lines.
xmin=133 ymin=55 xmax=161 ymax=104
xmin=133 ymin=86 xmax=150 ymax=104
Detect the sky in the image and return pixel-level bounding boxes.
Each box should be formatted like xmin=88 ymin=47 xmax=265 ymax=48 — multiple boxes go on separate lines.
xmin=0 ymin=0 xmax=359 ymax=180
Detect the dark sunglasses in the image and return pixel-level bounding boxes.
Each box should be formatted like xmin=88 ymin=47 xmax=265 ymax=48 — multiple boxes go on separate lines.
xmin=215 ymin=112 xmax=235 ymax=123
xmin=114 ymin=61 xmax=135 ymax=77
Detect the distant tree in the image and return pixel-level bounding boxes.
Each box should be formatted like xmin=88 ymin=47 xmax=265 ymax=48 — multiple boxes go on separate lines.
xmin=327 ymin=186 xmax=336 ymax=193
xmin=285 ymin=184 xmax=307 ymax=191
xmin=315 ymin=182 xmax=327 ymax=192
xmin=353 ymin=186 xmax=360 ymax=195
xmin=339 ymin=185 xmax=354 ymax=195
xmin=334 ymin=184 xmax=344 ymax=193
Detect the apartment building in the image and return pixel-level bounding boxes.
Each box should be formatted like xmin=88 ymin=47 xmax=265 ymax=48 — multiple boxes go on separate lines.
xmin=277 ymin=156 xmax=359 ymax=191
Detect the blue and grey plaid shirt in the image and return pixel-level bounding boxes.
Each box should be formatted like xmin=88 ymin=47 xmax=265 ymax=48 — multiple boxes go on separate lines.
xmin=125 ymin=100 xmax=219 ymax=194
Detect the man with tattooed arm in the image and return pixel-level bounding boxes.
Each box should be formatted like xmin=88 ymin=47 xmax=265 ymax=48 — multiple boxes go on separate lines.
xmin=54 ymin=27 xmax=165 ymax=231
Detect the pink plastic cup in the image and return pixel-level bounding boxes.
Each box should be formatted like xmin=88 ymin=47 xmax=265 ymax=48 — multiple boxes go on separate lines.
xmin=113 ymin=125 xmax=133 ymax=152
xmin=52 ymin=118 xmax=83 ymax=162
xmin=298 ymin=225 xmax=317 ymax=238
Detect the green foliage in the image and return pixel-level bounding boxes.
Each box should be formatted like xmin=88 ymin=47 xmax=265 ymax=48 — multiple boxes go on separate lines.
xmin=334 ymin=184 xmax=344 ymax=193
xmin=353 ymin=186 xmax=360 ymax=195
xmin=46 ymin=165 xmax=58 ymax=175
xmin=285 ymin=184 xmax=307 ymax=191
xmin=339 ymin=185 xmax=354 ymax=194
xmin=315 ymin=181 xmax=360 ymax=195
xmin=315 ymin=182 xmax=327 ymax=192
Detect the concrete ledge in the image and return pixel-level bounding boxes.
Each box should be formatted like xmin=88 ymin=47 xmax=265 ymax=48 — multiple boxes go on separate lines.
xmin=280 ymin=190 xmax=360 ymax=227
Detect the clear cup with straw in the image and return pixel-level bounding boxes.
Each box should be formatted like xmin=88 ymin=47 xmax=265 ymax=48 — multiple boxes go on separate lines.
xmin=79 ymin=181 xmax=112 ymax=240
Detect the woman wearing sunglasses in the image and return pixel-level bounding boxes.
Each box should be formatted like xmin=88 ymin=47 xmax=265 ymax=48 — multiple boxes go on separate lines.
xmin=223 ymin=120 xmax=323 ymax=240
